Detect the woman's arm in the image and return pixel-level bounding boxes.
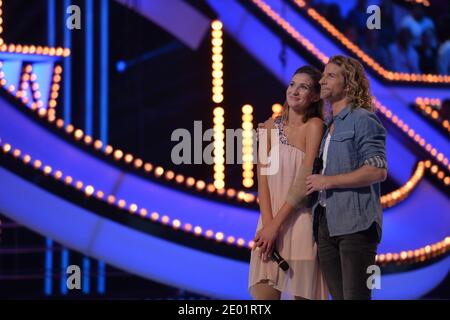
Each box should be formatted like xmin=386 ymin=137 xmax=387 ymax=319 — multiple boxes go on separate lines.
xmin=256 ymin=119 xmax=275 ymax=227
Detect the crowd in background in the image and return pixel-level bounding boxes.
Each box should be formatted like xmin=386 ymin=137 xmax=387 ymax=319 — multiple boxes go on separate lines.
xmin=310 ymin=0 xmax=450 ymax=75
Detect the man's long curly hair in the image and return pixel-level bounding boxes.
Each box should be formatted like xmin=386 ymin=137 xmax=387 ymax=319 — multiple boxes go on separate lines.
xmin=328 ymin=55 xmax=374 ymax=112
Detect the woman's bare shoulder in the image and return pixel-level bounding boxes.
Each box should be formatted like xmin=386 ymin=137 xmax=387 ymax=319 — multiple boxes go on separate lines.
xmin=306 ymin=117 xmax=324 ymax=138
xmin=306 ymin=117 xmax=324 ymax=128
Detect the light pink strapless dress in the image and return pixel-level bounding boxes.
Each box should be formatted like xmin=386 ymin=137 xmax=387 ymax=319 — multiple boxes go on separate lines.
xmin=248 ymin=117 xmax=328 ymax=300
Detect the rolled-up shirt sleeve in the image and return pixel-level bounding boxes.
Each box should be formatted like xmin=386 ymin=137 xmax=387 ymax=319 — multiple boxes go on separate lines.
xmin=364 ymin=155 xmax=388 ymax=169
xmin=355 ymin=112 xmax=387 ymax=169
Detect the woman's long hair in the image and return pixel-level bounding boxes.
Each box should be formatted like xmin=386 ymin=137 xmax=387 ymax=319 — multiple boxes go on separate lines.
xmin=281 ymin=65 xmax=324 ymax=125
xmin=328 ymin=55 xmax=374 ymax=112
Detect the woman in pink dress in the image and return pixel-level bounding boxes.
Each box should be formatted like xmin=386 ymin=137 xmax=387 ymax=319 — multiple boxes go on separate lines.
xmin=249 ymin=66 xmax=328 ymax=300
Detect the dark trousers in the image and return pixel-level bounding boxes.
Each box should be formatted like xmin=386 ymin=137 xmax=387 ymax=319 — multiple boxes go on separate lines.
xmin=315 ymin=206 xmax=379 ymax=300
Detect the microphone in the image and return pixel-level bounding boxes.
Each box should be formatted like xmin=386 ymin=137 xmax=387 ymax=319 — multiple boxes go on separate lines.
xmin=272 ymin=250 xmax=290 ymax=271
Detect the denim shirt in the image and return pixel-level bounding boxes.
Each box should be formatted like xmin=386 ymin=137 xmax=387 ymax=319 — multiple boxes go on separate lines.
xmin=312 ymin=106 xmax=387 ymax=242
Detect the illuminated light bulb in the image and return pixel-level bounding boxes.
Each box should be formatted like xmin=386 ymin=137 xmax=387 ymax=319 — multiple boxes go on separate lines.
xmin=33 ymin=159 xmax=42 ymax=169
xmin=226 ymin=188 xmax=236 ymax=198
xmin=161 ymin=215 xmax=170 ymax=224
xmin=53 ymin=75 xmax=61 ymax=83
xmin=144 ymin=163 xmax=153 ymax=172
xmin=21 ymin=154 xmax=31 ymax=165
xmin=175 ymin=174 xmax=185 ymax=184
xmin=248 ymin=241 xmax=255 ymax=249
xmin=134 ymin=158 xmax=143 ymax=168
xmin=129 ymin=203 xmax=138 ymax=213
xmin=211 ymin=20 xmax=223 ymax=30
xmin=85 ymin=185 xmax=94 ymax=196
xmin=12 ymin=149 xmax=21 ymax=158
xmin=206 ymin=229 xmax=220 ymax=241
xmin=107 ymin=195 xmax=115 ymax=204
xmin=118 ymin=199 xmax=126 ymax=208
xmin=74 ymin=129 xmax=84 ymax=140
xmin=226 ymin=236 xmax=235 ymax=244
xmin=444 ymin=177 xmax=450 ymax=186
xmin=64 ymin=176 xmax=73 ymax=185
xmin=196 ymin=180 xmax=206 ymax=190
xmin=65 ymin=124 xmax=74 ymax=134
xmin=172 ymin=219 xmax=181 ymax=229
xmin=54 ymin=66 xmax=63 ymax=74
xmin=242 ymin=104 xmax=253 ymax=114
xmin=431 ymin=148 xmax=437 ymax=157
xmin=2 ymin=143 xmax=11 ymax=153
xmin=94 ymin=140 xmax=103 ymax=150
xmin=113 ymin=149 xmax=123 ymax=160
xmin=124 ymin=154 xmax=133 ymax=163
xmin=56 ymin=119 xmax=64 ymax=128
xmin=244 ymin=193 xmax=256 ymax=203
xmin=54 ymin=170 xmax=63 ymax=180
xmin=243 ymin=178 xmax=254 ymax=188
xmin=150 ymin=212 xmax=159 ymax=221
xmin=75 ymin=181 xmax=83 ymax=190
xmin=213 ymin=107 xmax=224 ymax=117
xmin=104 ymin=145 xmax=113 ymax=155
xmin=206 ymin=183 xmax=216 ymax=193
xmin=96 ymin=190 xmax=104 ymax=199
xmin=165 ymin=170 xmax=175 ymax=180
xmin=43 ymin=165 xmax=52 ymax=175
xmin=237 ymin=238 xmax=245 ymax=246
xmin=194 ymin=226 xmax=203 ymax=236
xmin=154 ymin=166 xmax=164 ymax=177
xmin=184 ymin=223 xmax=192 ymax=232
xmin=214 ymin=180 xmax=225 ymax=190
xmin=186 ymin=177 xmax=195 ymax=187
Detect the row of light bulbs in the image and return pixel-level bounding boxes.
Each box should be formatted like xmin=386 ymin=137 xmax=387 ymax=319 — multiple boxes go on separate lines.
xmin=213 ymin=106 xmax=226 ymax=190
xmin=242 ymin=104 xmax=254 ymax=188
xmin=211 ymin=20 xmax=224 ymax=104
xmin=0 ymin=1 xmax=68 ymax=57
xmin=373 ymin=99 xmax=449 ymax=172
xmin=291 ymin=0 xmax=448 ymax=83
xmin=0 ymin=61 xmax=62 ymax=113
xmin=381 ymin=161 xmax=424 ymax=208
xmin=0 ymin=42 xmax=70 ymax=57
xmin=0 ymin=139 xmax=250 ymax=249
xmin=414 ymin=97 xmax=449 ymax=134
xmin=376 ymin=237 xmax=449 ymax=265
xmin=2 ymin=139 xmax=447 ymax=266
xmin=10 ymin=91 xmax=259 ymax=205
xmin=381 ymin=159 xmax=449 ymax=209
xmin=211 ymin=20 xmax=226 ymax=190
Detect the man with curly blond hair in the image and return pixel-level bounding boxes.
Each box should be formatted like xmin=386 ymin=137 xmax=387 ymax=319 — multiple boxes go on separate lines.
xmin=304 ymin=55 xmax=387 ymax=300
